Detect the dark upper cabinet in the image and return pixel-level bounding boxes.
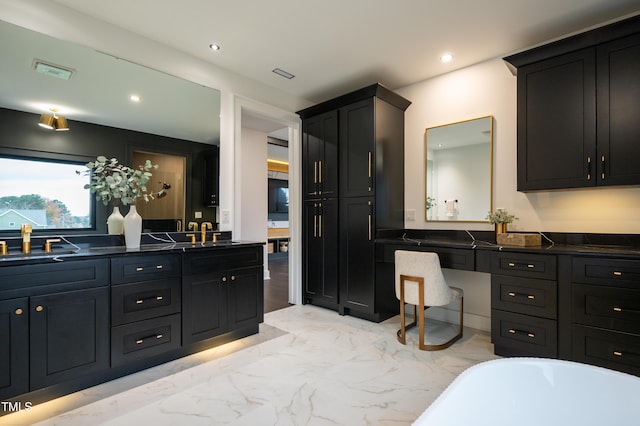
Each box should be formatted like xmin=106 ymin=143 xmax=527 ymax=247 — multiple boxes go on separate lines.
xmin=596 ymin=33 xmax=640 ymax=186
xmin=505 ymin=15 xmax=640 ymax=191
xmin=302 ymin=110 xmax=338 ymax=200
xmin=340 ymin=99 xmax=375 ymax=198
xmin=516 ymin=49 xmax=596 ymax=191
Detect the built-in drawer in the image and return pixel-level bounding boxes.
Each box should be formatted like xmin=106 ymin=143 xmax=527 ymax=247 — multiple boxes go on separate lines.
xmin=491 ymin=275 xmax=557 ymax=319
xmin=111 ymin=313 xmax=181 ymax=367
xmin=183 ymin=246 xmax=262 ymax=275
xmin=491 ymin=309 xmax=557 ymax=358
xmin=111 ymin=278 xmax=181 ymax=326
xmin=111 ymin=254 xmax=181 ymax=285
xmin=491 ymin=252 xmax=556 ymax=280
xmin=0 ymin=259 xmax=109 ymax=300
xmin=572 ymin=324 xmax=640 ymax=377
xmin=572 ymin=257 xmax=640 ymax=288
xmin=380 ymin=244 xmax=475 ymax=271
xmin=572 ymin=283 xmax=640 ymax=335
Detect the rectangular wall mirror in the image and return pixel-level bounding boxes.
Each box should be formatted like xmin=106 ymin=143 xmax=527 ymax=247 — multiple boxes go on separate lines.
xmin=425 ymin=116 xmax=493 ymax=222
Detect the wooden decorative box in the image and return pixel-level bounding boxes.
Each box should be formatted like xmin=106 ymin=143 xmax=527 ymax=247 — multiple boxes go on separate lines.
xmin=497 ymin=233 xmax=542 ymax=247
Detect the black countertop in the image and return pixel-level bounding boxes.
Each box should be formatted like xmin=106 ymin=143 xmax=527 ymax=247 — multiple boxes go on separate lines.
xmin=376 ymin=229 xmax=640 ymax=258
xmin=0 ymin=231 xmax=264 ymax=266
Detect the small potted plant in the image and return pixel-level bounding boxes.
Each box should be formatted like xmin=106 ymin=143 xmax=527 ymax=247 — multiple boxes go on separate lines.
xmin=426 ymin=196 xmax=436 ymax=220
xmin=486 ymin=208 xmax=518 ymax=235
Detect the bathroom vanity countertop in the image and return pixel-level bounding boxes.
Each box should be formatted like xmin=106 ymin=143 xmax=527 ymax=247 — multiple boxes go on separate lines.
xmin=0 ymin=234 xmax=264 ymax=266
xmin=376 ymin=230 xmax=640 ymax=259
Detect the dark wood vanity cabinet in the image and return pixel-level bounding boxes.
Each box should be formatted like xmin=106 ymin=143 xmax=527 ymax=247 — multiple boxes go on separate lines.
xmin=298 ymin=83 xmax=410 ymax=322
xmin=571 ymin=256 xmax=640 ymax=376
xmin=506 ymin=15 xmax=640 ymax=191
xmin=110 ymin=254 xmax=182 ymax=367
xmin=182 ymin=246 xmax=263 ymax=345
xmin=0 ymin=259 xmax=110 ymax=399
xmin=491 ymin=252 xmax=558 ymax=358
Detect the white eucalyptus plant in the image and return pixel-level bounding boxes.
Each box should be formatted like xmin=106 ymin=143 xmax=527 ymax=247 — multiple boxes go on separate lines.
xmin=79 ymin=156 xmax=165 ymax=206
xmin=486 ymin=208 xmax=518 ymax=225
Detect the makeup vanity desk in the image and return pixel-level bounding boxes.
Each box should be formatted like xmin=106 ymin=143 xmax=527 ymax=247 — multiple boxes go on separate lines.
xmin=376 ymin=230 xmax=640 ymax=377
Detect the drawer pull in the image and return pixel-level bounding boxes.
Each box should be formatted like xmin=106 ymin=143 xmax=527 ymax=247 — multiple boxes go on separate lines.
xmin=508 ymin=262 xmax=515 ymax=267
xmin=613 ymin=271 xmax=622 ymax=276
xmin=231 ymin=275 xmax=236 ymax=281
xmin=613 ymin=351 xmax=622 ymax=357
xmin=222 ymin=276 xmax=227 ymax=282
xmin=135 ymin=295 xmax=165 ymax=305
xmin=507 ymin=292 xmax=535 ymax=300
xmin=508 ymin=328 xmax=535 ymax=339
xmin=136 ymin=267 xmax=144 ymax=272
xmin=136 ymin=334 xmax=164 ymax=344
xmin=156 ymin=265 xmax=163 ymax=269
xmin=15 ymin=308 xmax=23 ymax=315
xmin=613 ymin=307 xmax=622 ymax=312
xmin=527 ymin=264 xmax=535 ymax=268
xmin=35 ymin=305 xmax=44 ymax=312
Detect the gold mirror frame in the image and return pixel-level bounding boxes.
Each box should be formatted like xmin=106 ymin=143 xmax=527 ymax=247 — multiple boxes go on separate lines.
xmin=425 ymin=116 xmax=493 ymax=222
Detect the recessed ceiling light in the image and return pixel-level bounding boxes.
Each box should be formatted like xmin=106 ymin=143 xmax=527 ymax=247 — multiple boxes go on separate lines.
xmin=440 ymin=53 xmax=454 ymax=63
xmin=209 ymin=43 xmax=221 ymax=51
xmin=129 ymin=94 xmax=141 ymax=102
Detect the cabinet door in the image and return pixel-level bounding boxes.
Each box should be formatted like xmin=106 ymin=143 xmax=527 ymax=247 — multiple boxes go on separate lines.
xmin=0 ymin=298 xmax=28 ymax=400
xmin=302 ymin=110 xmax=338 ymax=200
xmin=597 ymin=33 xmax=640 ymax=186
xmin=303 ymin=199 xmax=339 ymax=308
xmin=182 ymin=271 xmax=228 ymax=345
xmin=30 ymin=287 xmax=109 ymax=390
xmin=227 ymin=265 xmax=264 ymax=330
xmin=340 ymin=99 xmax=375 ymax=197
xmin=340 ymin=197 xmax=375 ymax=313
xmin=516 ymin=48 xmax=596 ymax=191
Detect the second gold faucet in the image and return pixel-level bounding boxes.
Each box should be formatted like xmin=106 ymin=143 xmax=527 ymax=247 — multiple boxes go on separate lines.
xmin=200 ymin=222 xmax=212 ymax=243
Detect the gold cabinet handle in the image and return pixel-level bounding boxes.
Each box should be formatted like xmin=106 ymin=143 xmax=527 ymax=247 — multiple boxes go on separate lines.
xmin=313 ymin=161 xmax=318 ymax=184
xmin=527 ymin=264 xmax=535 ymax=268
xmin=231 ymin=275 xmax=236 ymax=281
xmin=601 ymin=155 xmax=606 ymax=180
xmin=136 ymin=334 xmax=164 ymax=345
xmin=136 ymin=267 xmax=143 ymax=272
xmin=613 ymin=271 xmax=622 ymax=276
xmin=318 ymin=160 xmax=322 ymax=184
xmin=368 ymin=151 xmax=372 ymax=191
xmin=507 ymin=292 xmax=535 ymax=300
xmin=508 ymin=328 xmax=535 ymax=338
xmin=136 ymin=296 xmax=164 ymax=304
xmin=318 ymin=205 xmax=322 ymax=238
xmin=35 ymin=305 xmax=44 ymax=312
xmin=156 ymin=265 xmax=163 ymax=270
xmin=508 ymin=262 xmax=515 ymax=267
xmin=613 ymin=351 xmax=622 ymax=357
xmin=587 ymin=156 xmax=592 ymax=181
xmin=15 ymin=308 xmax=23 ymax=315
xmin=222 ymin=276 xmax=227 ymax=282
xmin=368 ymin=200 xmax=373 ymax=241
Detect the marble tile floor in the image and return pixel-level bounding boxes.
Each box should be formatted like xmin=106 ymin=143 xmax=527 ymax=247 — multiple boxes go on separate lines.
xmin=3 ymin=305 xmax=499 ymax=426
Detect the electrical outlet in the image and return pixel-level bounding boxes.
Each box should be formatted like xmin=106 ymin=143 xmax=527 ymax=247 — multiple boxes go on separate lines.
xmin=221 ymin=210 xmax=230 ymax=224
xmin=406 ymin=209 xmax=416 ymax=221
xmin=194 ymin=211 xmax=202 ymax=219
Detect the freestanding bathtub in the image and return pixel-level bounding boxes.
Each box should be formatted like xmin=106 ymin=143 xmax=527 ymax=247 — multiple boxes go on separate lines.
xmin=414 ymin=358 xmax=640 ymax=425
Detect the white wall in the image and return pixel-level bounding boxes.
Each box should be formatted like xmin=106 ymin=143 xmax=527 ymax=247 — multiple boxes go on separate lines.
xmin=239 ymin=127 xmax=269 ymax=277
xmin=396 ymin=57 xmax=640 ymax=331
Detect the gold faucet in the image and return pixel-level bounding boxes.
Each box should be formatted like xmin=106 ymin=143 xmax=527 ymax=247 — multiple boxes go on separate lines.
xmin=212 ymin=232 xmax=222 ymax=243
xmin=21 ymin=224 xmax=32 ymax=254
xmin=185 ymin=233 xmax=196 ymax=244
xmin=43 ymin=239 xmax=61 ymax=253
xmin=188 ymin=221 xmax=199 ymax=231
xmin=0 ymin=241 xmax=7 ymax=255
xmin=201 ymin=222 xmax=212 ymax=243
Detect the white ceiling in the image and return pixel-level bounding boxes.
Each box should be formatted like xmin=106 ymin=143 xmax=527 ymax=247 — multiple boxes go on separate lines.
xmin=1 ymin=0 xmax=639 ymax=142
xmin=52 ymin=0 xmax=640 ymax=103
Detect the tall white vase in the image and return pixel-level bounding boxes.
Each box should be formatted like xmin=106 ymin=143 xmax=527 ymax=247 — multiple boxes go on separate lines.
xmin=106 ymin=205 xmax=124 ymax=235
xmin=124 ymin=205 xmax=142 ymax=249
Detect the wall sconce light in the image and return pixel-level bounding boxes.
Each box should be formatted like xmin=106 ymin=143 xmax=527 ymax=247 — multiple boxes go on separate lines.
xmin=38 ymin=109 xmax=69 ymax=131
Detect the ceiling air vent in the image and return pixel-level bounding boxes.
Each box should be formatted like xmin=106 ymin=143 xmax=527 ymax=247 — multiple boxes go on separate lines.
xmin=272 ymin=68 xmax=294 ymax=79
xmin=32 ymin=59 xmax=75 ymax=80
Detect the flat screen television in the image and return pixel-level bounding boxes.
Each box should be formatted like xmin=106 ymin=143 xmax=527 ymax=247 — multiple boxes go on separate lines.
xmin=268 ymin=178 xmax=289 ymax=214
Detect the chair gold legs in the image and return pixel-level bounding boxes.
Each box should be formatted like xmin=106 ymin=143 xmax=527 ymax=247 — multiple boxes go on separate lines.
xmin=397 ymin=274 xmax=463 ymax=351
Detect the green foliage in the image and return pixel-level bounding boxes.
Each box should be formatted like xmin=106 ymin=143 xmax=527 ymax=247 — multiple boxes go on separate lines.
xmin=78 ymin=156 xmax=166 ymax=206
xmin=0 ymin=194 xmax=47 ymax=209
xmin=486 ymin=208 xmax=518 ymax=224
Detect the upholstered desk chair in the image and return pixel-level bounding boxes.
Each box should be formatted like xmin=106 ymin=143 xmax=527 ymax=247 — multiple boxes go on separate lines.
xmin=395 ymin=250 xmax=464 ymax=350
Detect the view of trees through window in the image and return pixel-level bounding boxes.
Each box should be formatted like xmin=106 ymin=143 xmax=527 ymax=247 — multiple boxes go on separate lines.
xmin=0 ymin=156 xmax=94 ymax=232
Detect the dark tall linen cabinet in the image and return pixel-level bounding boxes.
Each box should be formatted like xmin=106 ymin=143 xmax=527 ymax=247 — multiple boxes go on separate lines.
xmin=298 ymin=84 xmax=411 ymax=321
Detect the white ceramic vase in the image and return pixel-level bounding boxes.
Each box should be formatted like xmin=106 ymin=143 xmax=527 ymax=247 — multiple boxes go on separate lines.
xmin=123 ymin=205 xmax=142 ymax=249
xmin=106 ymin=205 xmax=124 ymax=235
